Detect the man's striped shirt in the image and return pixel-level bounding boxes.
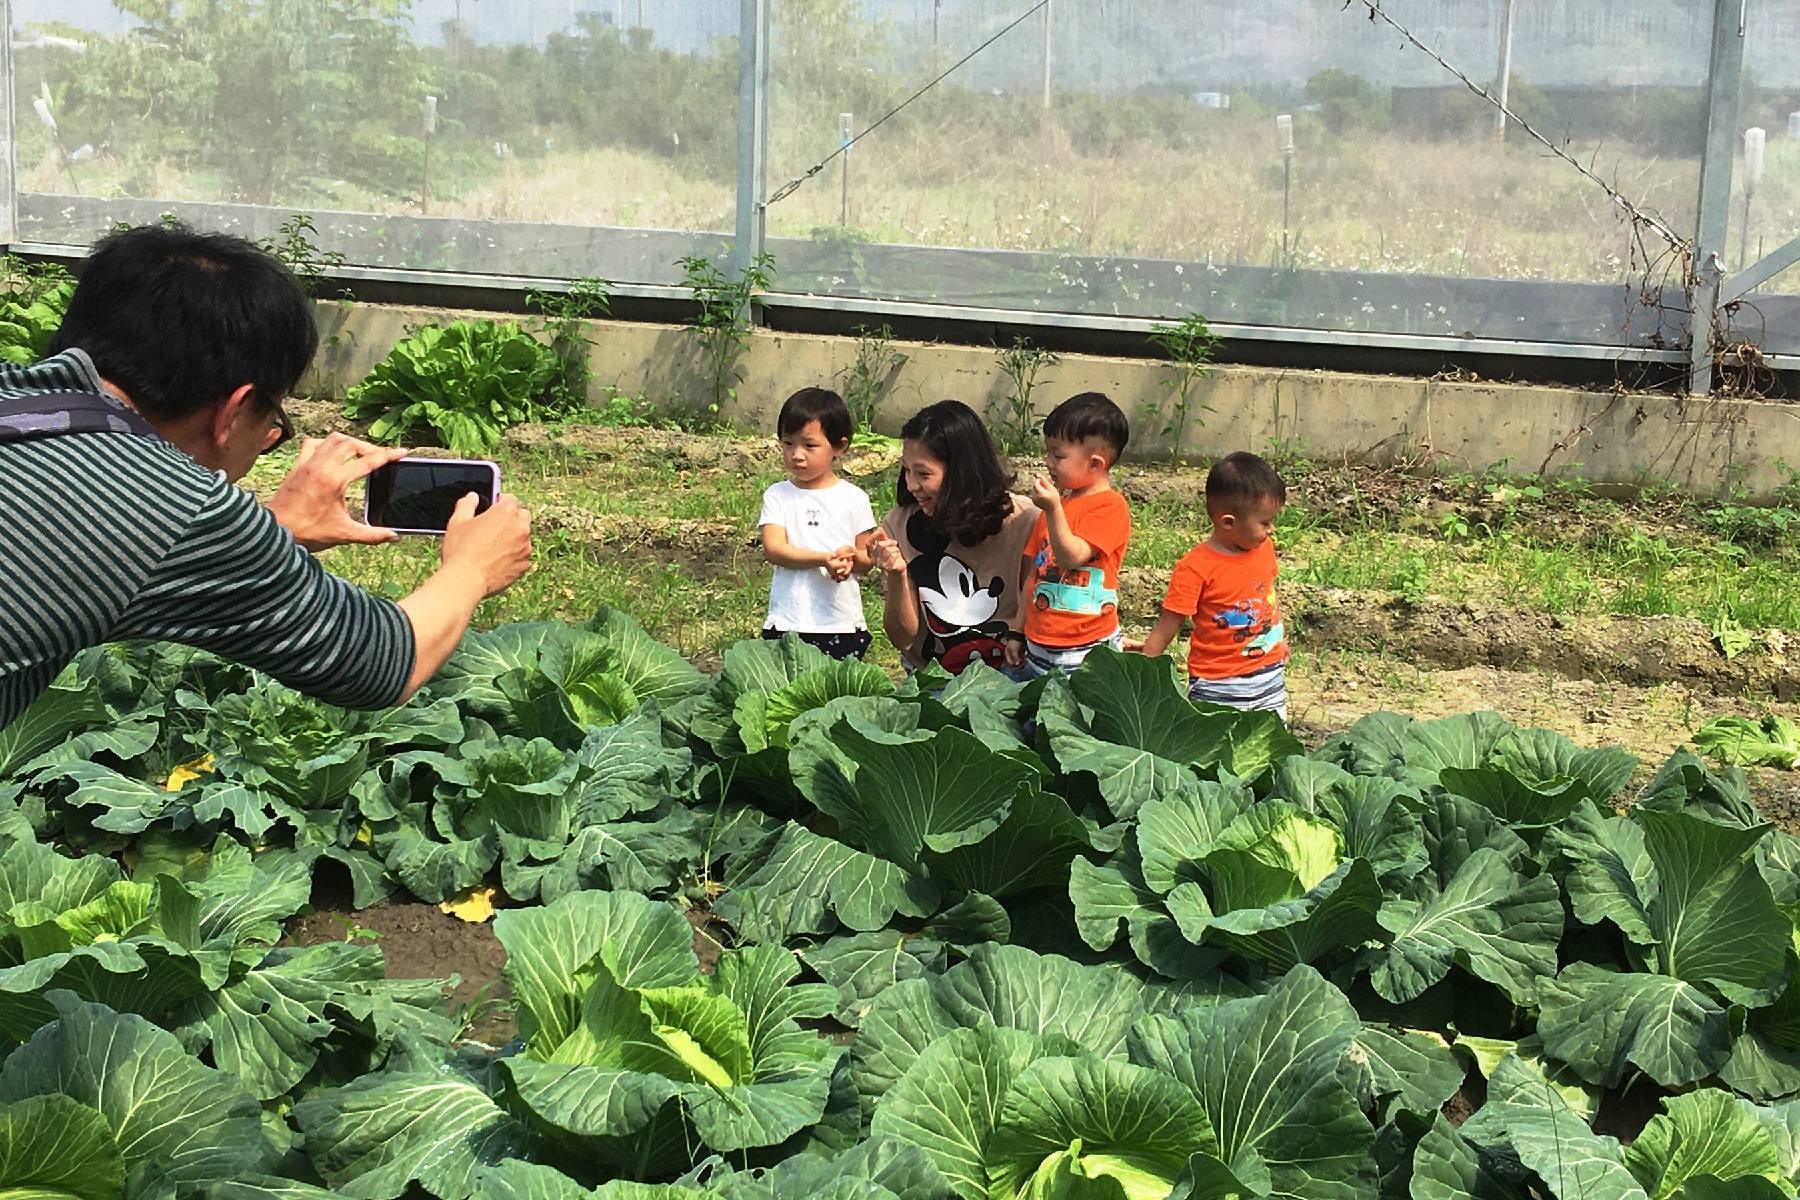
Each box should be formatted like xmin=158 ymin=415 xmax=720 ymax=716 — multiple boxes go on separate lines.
xmin=0 ymin=350 xmax=415 ymax=727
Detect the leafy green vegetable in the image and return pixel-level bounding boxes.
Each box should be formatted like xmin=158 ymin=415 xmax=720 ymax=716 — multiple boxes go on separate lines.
xmin=0 ymin=274 xmax=73 ymax=366
xmin=1695 ymin=715 xmax=1800 ymax=771
xmin=344 ymin=319 xmax=566 ymax=454
xmin=8 ymin=613 xmax=1800 ymax=1200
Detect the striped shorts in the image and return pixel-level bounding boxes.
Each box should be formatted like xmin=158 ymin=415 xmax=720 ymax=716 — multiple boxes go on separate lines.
xmin=1021 ymin=630 xmax=1125 ymax=678
xmin=1188 ymin=662 xmax=1288 ymax=722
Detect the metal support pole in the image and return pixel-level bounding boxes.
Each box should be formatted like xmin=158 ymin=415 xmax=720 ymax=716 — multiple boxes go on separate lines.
xmin=1041 ymin=0 xmax=1052 ymax=111
xmin=0 ymin=1 xmax=16 ymax=247
xmin=732 ymin=0 xmax=771 ymax=318
xmin=1282 ymin=157 xmax=1292 ymax=265
xmin=839 ymin=112 xmax=852 ymax=228
xmin=1689 ymin=0 xmax=1747 ymax=395
xmin=1723 ymin=232 xmax=1800 ymax=305
xmin=1492 ymin=0 xmax=1516 ymax=142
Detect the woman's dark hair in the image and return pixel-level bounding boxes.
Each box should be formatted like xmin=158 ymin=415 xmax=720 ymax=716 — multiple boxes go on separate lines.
xmin=1205 ymin=451 xmax=1288 ymax=509
xmin=48 ymin=222 xmax=318 ymax=420
xmin=777 ymin=386 xmax=852 ymax=446
xmin=896 ymin=400 xmax=1015 ymax=544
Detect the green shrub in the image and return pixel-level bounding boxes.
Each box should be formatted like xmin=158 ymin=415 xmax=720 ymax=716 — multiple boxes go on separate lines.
xmin=1304 ymin=69 xmax=1390 ymax=135
xmin=0 ymin=259 xmax=74 ymax=367
xmin=343 ymin=319 xmax=564 ymax=454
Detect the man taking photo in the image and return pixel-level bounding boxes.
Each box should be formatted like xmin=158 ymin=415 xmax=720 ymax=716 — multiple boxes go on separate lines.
xmin=0 ymin=221 xmax=533 ymax=727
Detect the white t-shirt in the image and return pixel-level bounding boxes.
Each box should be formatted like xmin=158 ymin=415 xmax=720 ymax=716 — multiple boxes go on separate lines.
xmin=759 ymin=478 xmax=877 ymax=634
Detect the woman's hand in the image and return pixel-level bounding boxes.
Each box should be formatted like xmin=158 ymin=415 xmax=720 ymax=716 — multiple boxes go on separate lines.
xmin=867 ymin=529 xmax=906 ymax=573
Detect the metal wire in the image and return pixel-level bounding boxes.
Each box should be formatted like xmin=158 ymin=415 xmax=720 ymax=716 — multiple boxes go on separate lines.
xmin=1342 ymin=0 xmax=1691 ymax=254
xmin=763 ymin=0 xmax=1050 ymax=208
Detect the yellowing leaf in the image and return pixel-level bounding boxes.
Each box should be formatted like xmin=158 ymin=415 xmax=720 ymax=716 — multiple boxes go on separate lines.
xmin=440 ymin=885 xmax=497 ymax=923
xmin=353 ymin=821 xmax=373 ymax=848
xmin=165 ymin=752 xmax=216 ymax=791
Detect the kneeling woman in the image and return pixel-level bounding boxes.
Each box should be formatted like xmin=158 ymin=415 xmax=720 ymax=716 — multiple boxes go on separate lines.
xmin=867 ymin=401 xmax=1037 ymax=675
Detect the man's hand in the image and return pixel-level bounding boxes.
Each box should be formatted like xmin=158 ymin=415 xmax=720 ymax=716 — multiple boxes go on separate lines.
xmin=1029 ymin=477 xmax=1063 ymax=513
xmin=267 ymin=434 xmax=411 ymax=552
xmin=1123 ymin=637 xmax=1147 ymax=653
xmin=442 ymin=492 xmax=533 ymax=598
xmin=825 ymin=545 xmax=857 ymax=582
xmin=868 ymin=529 xmax=906 ymax=574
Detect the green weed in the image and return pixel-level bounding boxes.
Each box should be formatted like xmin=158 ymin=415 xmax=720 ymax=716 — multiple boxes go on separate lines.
xmin=991 ymin=338 xmax=1058 ymax=456
xmin=677 ymin=252 xmax=775 ymax=430
xmin=1145 ymin=313 xmax=1222 ymax=461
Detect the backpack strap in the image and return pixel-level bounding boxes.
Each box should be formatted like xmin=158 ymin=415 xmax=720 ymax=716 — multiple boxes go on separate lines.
xmin=0 ymin=390 xmax=162 ymax=444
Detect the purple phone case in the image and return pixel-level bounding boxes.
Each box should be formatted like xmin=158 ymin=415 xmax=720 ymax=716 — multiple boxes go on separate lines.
xmin=364 ymin=456 xmax=501 ymax=536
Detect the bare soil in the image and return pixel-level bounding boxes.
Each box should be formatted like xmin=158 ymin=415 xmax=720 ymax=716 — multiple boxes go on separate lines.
xmin=283 ymin=887 xmax=517 ymax=1048
xmin=1274 ymin=580 xmax=1799 ymax=700
xmin=282 ymin=872 xmax=736 ymax=1049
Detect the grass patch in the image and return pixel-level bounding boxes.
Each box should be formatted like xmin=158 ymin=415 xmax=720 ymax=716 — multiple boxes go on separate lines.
xmin=250 ymin=427 xmax=1800 ymax=677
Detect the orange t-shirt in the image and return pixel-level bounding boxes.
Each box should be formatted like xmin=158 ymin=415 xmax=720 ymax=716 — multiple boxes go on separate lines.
xmin=1162 ymin=538 xmax=1288 ymax=680
xmin=1021 ymin=490 xmax=1131 ymax=647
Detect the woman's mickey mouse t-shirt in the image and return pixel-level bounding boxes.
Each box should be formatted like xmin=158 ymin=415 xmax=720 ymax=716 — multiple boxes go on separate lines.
xmin=879 ymin=494 xmax=1037 ymax=673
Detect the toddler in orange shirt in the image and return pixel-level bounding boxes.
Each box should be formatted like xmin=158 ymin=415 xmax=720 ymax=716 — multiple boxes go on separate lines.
xmin=1137 ymin=451 xmax=1288 ymax=720
xmin=1006 ymin=392 xmax=1131 ymax=677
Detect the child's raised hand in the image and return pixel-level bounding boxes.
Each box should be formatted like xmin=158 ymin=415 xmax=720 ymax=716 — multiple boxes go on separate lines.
xmin=825 ymin=545 xmax=856 ymax=581
xmin=1029 ymin=477 xmax=1062 ymax=512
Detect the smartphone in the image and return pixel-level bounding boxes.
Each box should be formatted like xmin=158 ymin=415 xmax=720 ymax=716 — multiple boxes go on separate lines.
xmin=364 ymin=457 xmax=501 ymax=535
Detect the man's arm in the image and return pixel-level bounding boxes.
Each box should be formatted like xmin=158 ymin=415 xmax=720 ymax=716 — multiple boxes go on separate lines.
xmin=116 ymin=478 xmax=530 ymax=708
xmin=393 ymin=492 xmax=533 ymax=701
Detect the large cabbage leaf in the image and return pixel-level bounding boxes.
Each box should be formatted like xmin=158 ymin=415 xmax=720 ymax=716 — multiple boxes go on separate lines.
xmin=1126 ymin=966 xmax=1375 ymax=1199
xmin=0 ymin=995 xmax=269 ymax=1195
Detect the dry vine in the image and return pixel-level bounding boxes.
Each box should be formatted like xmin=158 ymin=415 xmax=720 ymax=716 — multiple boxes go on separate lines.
xmin=1340 ymin=0 xmax=1775 ymax=399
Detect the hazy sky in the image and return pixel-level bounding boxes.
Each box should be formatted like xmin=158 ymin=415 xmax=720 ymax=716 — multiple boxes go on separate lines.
xmin=13 ymin=1 xmax=1797 ymax=88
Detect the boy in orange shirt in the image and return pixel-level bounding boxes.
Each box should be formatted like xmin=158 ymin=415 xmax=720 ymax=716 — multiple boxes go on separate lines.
xmin=1006 ymin=392 xmax=1132 ymax=677
xmin=1138 ymin=451 xmax=1288 ymax=719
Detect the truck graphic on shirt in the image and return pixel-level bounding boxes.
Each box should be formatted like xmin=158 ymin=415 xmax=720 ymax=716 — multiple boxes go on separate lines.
xmin=1031 ymin=561 xmax=1118 ymax=617
xmin=1245 ymin=621 xmax=1285 ymax=657
xmin=1213 ymin=602 xmax=1259 ymax=640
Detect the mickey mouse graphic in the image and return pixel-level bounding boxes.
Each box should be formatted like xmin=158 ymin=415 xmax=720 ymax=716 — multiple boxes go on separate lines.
xmin=904 ymin=510 xmax=1011 ymax=673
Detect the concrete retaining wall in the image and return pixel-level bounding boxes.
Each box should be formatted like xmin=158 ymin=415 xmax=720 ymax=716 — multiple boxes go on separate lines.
xmin=309 ymin=300 xmax=1800 ymax=500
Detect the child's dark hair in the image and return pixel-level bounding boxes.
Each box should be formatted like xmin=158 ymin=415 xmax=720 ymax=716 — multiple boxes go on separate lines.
xmin=897 ymin=400 xmax=1015 ymax=544
xmin=777 ymin=387 xmax=852 ymax=447
xmin=1205 ymin=451 xmax=1287 ymax=510
xmin=1043 ymin=391 xmax=1129 ymax=464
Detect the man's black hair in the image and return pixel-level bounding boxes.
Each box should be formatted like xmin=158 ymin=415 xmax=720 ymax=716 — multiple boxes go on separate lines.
xmin=1042 ymin=391 xmax=1129 ymax=464
xmin=777 ymin=386 xmax=852 ymax=446
xmin=47 ymin=222 xmax=318 ymax=421
xmin=897 ymin=400 xmax=1015 ymax=544
xmin=1205 ymin=451 xmax=1287 ymax=509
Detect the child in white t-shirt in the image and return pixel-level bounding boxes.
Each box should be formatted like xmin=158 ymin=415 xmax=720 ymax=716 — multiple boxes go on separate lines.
xmin=758 ymin=388 xmax=877 ymax=659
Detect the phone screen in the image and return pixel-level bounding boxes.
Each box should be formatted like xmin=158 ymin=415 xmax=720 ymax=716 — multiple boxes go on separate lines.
xmin=366 ymin=459 xmax=499 ymax=533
